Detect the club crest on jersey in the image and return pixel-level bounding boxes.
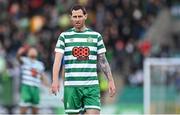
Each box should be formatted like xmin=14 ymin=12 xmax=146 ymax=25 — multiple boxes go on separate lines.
xmin=87 ymin=36 xmax=93 ymax=42
xmin=31 ymin=68 xmax=38 ymax=77
xmin=72 ymin=47 xmax=90 ymax=60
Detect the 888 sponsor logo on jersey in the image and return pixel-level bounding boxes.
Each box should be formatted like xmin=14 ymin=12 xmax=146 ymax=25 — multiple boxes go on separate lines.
xmin=72 ymin=47 xmax=90 ymax=60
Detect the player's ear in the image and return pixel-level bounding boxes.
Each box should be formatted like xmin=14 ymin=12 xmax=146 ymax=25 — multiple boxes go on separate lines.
xmin=84 ymin=14 xmax=88 ymax=20
xmin=69 ymin=15 xmax=72 ymax=20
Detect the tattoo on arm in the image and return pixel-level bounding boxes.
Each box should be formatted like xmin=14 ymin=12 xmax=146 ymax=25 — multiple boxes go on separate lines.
xmin=98 ymin=53 xmax=112 ymax=81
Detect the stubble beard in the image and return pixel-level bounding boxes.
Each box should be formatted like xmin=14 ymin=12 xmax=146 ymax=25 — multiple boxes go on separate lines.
xmin=74 ymin=23 xmax=85 ymax=31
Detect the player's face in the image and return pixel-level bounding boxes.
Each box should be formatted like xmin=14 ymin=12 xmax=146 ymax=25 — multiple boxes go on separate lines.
xmin=28 ymin=48 xmax=38 ymax=59
xmin=71 ymin=9 xmax=87 ymax=29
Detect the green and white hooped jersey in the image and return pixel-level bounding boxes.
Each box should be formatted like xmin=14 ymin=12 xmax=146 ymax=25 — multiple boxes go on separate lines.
xmin=55 ymin=28 xmax=106 ymax=86
xmin=21 ymin=57 xmax=45 ymax=87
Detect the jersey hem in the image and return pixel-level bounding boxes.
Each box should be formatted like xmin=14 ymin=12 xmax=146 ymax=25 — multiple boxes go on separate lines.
xmin=64 ymin=84 xmax=99 ymax=87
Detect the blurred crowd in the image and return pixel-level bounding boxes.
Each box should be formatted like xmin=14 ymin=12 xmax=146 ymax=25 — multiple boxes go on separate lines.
xmin=0 ymin=0 xmax=179 ymax=88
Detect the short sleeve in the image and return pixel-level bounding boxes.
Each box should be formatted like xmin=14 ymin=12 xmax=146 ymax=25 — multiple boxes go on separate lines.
xmin=97 ymin=34 xmax=106 ymax=54
xmin=55 ymin=33 xmax=65 ymax=54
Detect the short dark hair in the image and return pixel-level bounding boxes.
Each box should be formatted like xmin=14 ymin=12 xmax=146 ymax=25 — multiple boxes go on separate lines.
xmin=70 ymin=4 xmax=87 ymax=15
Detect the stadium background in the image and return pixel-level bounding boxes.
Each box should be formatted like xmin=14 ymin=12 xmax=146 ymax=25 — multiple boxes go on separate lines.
xmin=0 ymin=0 xmax=180 ymax=114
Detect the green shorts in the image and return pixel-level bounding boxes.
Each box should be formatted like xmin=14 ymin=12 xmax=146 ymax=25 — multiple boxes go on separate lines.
xmin=20 ymin=84 xmax=40 ymax=107
xmin=64 ymin=85 xmax=101 ymax=114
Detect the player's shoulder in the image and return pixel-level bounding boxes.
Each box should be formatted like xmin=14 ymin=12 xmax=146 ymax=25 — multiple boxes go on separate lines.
xmin=66 ymin=28 xmax=74 ymax=32
xmin=21 ymin=56 xmax=28 ymax=60
xmin=85 ymin=28 xmax=102 ymax=36
xmin=34 ymin=59 xmax=44 ymax=66
xmin=60 ymin=28 xmax=74 ymax=36
xmin=37 ymin=60 xmax=44 ymax=66
xmin=35 ymin=60 xmax=45 ymax=70
xmin=21 ymin=56 xmax=28 ymax=63
xmin=59 ymin=28 xmax=102 ymax=36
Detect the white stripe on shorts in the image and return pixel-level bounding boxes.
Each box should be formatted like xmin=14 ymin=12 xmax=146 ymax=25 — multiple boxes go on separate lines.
xmin=84 ymin=105 xmax=101 ymax=110
xmin=65 ymin=108 xmax=82 ymax=113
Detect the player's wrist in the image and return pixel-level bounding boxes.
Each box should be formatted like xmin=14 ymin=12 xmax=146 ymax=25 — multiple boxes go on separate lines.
xmin=52 ymin=79 xmax=59 ymax=84
xmin=107 ymin=74 xmax=114 ymax=81
xmin=108 ymin=78 xmax=114 ymax=82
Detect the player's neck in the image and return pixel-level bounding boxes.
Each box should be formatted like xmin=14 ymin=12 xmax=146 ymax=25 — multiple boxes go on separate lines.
xmin=74 ymin=25 xmax=87 ymax=32
xmin=29 ymin=57 xmax=36 ymax=61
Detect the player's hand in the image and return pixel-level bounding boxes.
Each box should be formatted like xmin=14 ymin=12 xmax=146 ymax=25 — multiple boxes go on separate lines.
xmin=108 ymin=80 xmax=116 ymax=97
xmin=18 ymin=47 xmax=26 ymax=54
xmin=51 ymin=81 xmax=60 ymax=96
xmin=18 ymin=44 xmax=30 ymax=54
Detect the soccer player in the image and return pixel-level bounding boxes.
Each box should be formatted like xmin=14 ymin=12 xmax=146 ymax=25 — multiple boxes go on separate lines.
xmin=17 ymin=46 xmax=49 ymax=114
xmin=51 ymin=4 xmax=116 ymax=114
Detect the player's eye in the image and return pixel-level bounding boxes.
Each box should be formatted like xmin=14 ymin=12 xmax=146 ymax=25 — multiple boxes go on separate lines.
xmin=73 ymin=16 xmax=77 ymax=18
xmin=78 ymin=16 xmax=83 ymax=18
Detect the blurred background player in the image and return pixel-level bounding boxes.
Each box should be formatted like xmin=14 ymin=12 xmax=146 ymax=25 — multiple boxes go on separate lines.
xmin=16 ymin=46 xmax=49 ymax=114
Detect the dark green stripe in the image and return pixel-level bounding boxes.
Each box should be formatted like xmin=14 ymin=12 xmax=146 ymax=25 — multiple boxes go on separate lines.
xmin=65 ymin=59 xmax=97 ymax=64
xmin=56 ymin=45 xmax=65 ymax=49
xmin=98 ymin=44 xmax=105 ymax=49
xmin=66 ymin=42 xmax=97 ymax=47
xmin=67 ymin=28 xmax=93 ymax=32
xmin=65 ymin=77 xmax=98 ymax=81
xmin=65 ymin=68 xmax=97 ymax=72
xmin=64 ymin=34 xmax=98 ymax=39
xmin=65 ymin=51 xmax=97 ymax=55
xmin=58 ymin=36 xmax=65 ymax=42
xmin=86 ymin=30 xmax=93 ymax=32
xmin=98 ymin=36 xmax=102 ymax=42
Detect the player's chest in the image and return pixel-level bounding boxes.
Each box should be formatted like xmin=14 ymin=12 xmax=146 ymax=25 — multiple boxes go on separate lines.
xmin=65 ymin=37 xmax=97 ymax=44
xmin=23 ymin=61 xmax=40 ymax=71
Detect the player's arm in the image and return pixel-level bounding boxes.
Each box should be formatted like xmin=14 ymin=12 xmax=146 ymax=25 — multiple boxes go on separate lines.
xmin=97 ymin=53 xmax=113 ymax=81
xmin=53 ymin=52 xmax=63 ymax=82
xmin=40 ymin=72 xmax=50 ymax=87
xmin=97 ymin=53 xmax=116 ymax=97
xmin=51 ymin=52 xmax=64 ymax=95
xmin=16 ymin=47 xmax=26 ymax=64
